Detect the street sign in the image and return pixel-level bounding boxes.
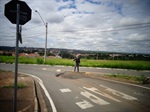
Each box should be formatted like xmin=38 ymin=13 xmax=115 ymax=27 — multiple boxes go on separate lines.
xmin=4 ymin=1 xmax=32 ymax=112
xmin=4 ymin=0 xmax=32 ymax=25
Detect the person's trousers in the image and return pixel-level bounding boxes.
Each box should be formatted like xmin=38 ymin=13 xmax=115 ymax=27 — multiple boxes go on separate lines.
xmin=74 ymin=63 xmax=79 ymax=72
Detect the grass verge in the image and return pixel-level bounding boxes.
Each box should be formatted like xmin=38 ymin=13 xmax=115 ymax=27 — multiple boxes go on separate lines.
xmin=2 ymin=83 xmax=28 ymax=89
xmin=104 ymin=74 xmax=149 ymax=84
xmin=0 ymin=56 xmax=150 ymax=70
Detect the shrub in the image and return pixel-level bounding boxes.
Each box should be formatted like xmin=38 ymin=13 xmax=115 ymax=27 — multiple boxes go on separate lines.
xmin=137 ymin=75 xmax=148 ymax=84
xmin=36 ymin=58 xmax=43 ymax=64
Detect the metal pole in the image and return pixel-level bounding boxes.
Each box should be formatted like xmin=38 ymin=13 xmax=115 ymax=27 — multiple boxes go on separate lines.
xmin=35 ymin=10 xmax=47 ymax=63
xmin=44 ymin=23 xmax=48 ymax=62
xmin=13 ymin=4 xmax=20 ymax=112
xmin=35 ymin=10 xmax=46 ymax=26
xmin=97 ymin=50 xmax=98 ymax=60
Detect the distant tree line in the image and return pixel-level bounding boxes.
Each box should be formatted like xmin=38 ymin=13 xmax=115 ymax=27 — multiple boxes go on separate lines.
xmin=0 ymin=47 xmax=150 ymax=61
xmin=59 ymin=51 xmax=74 ymax=59
xmin=58 ymin=51 xmax=150 ymax=61
xmin=81 ymin=53 xmax=150 ymax=61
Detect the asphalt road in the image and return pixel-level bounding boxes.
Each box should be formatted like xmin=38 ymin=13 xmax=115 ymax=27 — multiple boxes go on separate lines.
xmin=0 ymin=63 xmax=150 ymax=112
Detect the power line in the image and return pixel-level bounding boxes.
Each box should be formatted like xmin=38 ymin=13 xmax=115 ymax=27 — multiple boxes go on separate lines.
xmin=47 ymin=23 xmax=150 ymax=34
xmin=47 ymin=22 xmax=150 ymax=33
xmin=95 ymin=24 xmax=150 ymax=33
xmin=23 ymin=25 xmax=44 ymax=31
xmin=1 ymin=22 xmax=150 ymax=39
xmin=23 ymin=33 xmax=45 ymax=38
xmin=0 ymin=25 xmax=44 ymax=36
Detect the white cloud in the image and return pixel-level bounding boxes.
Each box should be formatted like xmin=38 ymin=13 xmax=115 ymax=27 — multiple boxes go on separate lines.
xmin=127 ymin=33 xmax=146 ymax=41
xmin=120 ymin=17 xmax=139 ymax=25
xmin=0 ymin=0 xmax=150 ymax=54
xmin=47 ymin=13 xmax=64 ymax=23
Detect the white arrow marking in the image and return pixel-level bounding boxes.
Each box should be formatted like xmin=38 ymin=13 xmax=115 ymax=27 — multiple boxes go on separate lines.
xmin=80 ymin=91 xmax=110 ymax=105
xmin=83 ymin=87 xmax=121 ymax=102
xmin=100 ymin=85 xmax=137 ymax=101
xmin=76 ymin=100 xmax=94 ymax=109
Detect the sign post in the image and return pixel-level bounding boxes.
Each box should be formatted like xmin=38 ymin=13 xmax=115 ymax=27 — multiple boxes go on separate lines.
xmin=13 ymin=4 xmax=20 ymax=112
xmin=4 ymin=1 xmax=31 ymax=112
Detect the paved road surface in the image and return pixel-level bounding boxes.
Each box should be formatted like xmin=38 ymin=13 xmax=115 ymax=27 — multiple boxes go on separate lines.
xmin=0 ymin=64 xmax=150 ymax=112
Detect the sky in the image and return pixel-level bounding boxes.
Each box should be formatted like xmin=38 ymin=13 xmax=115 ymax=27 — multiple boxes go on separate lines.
xmin=0 ymin=0 xmax=150 ymax=54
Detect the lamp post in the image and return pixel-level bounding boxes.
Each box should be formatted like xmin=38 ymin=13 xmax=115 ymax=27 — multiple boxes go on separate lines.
xmin=35 ymin=10 xmax=48 ymax=62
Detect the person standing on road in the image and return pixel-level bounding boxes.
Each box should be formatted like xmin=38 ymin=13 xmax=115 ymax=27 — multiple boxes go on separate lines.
xmin=73 ymin=55 xmax=80 ymax=72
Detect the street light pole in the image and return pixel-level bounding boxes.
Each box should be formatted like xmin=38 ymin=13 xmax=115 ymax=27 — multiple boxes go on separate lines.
xmin=35 ymin=10 xmax=48 ymax=62
xmin=44 ymin=22 xmax=48 ymax=62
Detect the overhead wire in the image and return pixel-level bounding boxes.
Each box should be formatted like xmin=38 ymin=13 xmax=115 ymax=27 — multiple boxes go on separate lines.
xmin=42 ymin=22 xmax=150 ymax=34
xmin=1 ymin=22 xmax=150 ymax=40
xmin=23 ymin=24 xmax=44 ymax=31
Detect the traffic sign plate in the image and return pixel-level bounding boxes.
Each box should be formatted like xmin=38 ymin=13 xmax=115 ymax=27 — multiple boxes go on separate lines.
xmin=4 ymin=0 xmax=32 ymax=25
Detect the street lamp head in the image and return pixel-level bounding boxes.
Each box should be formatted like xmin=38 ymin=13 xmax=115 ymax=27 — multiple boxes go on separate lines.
xmin=35 ymin=10 xmax=47 ymax=26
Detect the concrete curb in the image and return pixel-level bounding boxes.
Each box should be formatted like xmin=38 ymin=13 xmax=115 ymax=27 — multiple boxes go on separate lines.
xmin=19 ymin=72 xmax=55 ymax=112
xmin=34 ymin=97 xmax=38 ymax=112
xmin=33 ymin=78 xmax=49 ymax=112
xmin=1 ymin=63 xmax=149 ymax=72
xmin=84 ymin=72 xmax=150 ymax=90
xmin=33 ymin=80 xmax=38 ymax=112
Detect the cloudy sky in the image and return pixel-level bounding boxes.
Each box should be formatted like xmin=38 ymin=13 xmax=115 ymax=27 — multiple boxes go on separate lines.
xmin=0 ymin=0 xmax=150 ymax=54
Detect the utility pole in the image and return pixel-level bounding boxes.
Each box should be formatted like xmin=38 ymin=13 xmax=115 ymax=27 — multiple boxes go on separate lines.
xmin=35 ymin=10 xmax=48 ymax=62
xmin=44 ymin=22 xmax=48 ymax=62
xmin=96 ymin=50 xmax=99 ymax=60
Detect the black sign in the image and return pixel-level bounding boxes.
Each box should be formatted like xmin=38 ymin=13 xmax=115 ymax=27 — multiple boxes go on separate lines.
xmin=4 ymin=0 xmax=32 ymax=25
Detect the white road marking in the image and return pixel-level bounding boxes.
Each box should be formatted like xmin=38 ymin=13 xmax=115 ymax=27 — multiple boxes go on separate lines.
xmin=100 ymin=85 xmax=138 ymax=101
xmin=60 ymin=88 xmax=72 ymax=93
xmin=20 ymin=72 xmax=57 ymax=112
xmin=83 ymin=87 xmax=121 ymax=102
xmin=80 ymin=91 xmax=110 ymax=105
xmin=56 ymin=69 xmax=61 ymax=72
xmin=75 ymin=96 xmax=79 ymax=99
xmin=76 ymin=100 xmax=94 ymax=109
xmin=133 ymin=92 xmax=144 ymax=96
xmin=42 ymin=68 xmax=47 ymax=70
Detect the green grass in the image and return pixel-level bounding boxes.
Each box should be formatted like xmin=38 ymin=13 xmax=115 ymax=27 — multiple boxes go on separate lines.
xmin=80 ymin=59 xmax=150 ymax=70
xmin=18 ymin=57 xmax=37 ymax=64
xmin=0 ymin=56 xmax=15 ymax=64
xmin=45 ymin=58 xmax=73 ymax=66
xmin=2 ymin=83 xmax=28 ymax=89
xmin=0 ymin=56 xmax=150 ymax=70
xmin=104 ymin=74 xmax=148 ymax=84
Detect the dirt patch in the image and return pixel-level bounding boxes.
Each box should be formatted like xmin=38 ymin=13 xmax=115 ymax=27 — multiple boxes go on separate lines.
xmin=0 ymin=71 xmax=35 ymax=112
xmin=56 ymin=71 xmax=150 ymax=85
xmin=56 ymin=71 xmax=86 ymax=79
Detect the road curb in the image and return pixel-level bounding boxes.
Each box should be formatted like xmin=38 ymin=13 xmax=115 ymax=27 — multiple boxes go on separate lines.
xmin=33 ymin=80 xmax=38 ymax=112
xmin=34 ymin=97 xmax=38 ymax=112
xmin=21 ymin=72 xmax=56 ymax=112
xmin=85 ymin=72 xmax=150 ymax=90
xmin=1 ymin=63 xmax=149 ymax=72
xmin=34 ymin=79 xmax=49 ymax=112
xmin=18 ymin=73 xmax=40 ymax=112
